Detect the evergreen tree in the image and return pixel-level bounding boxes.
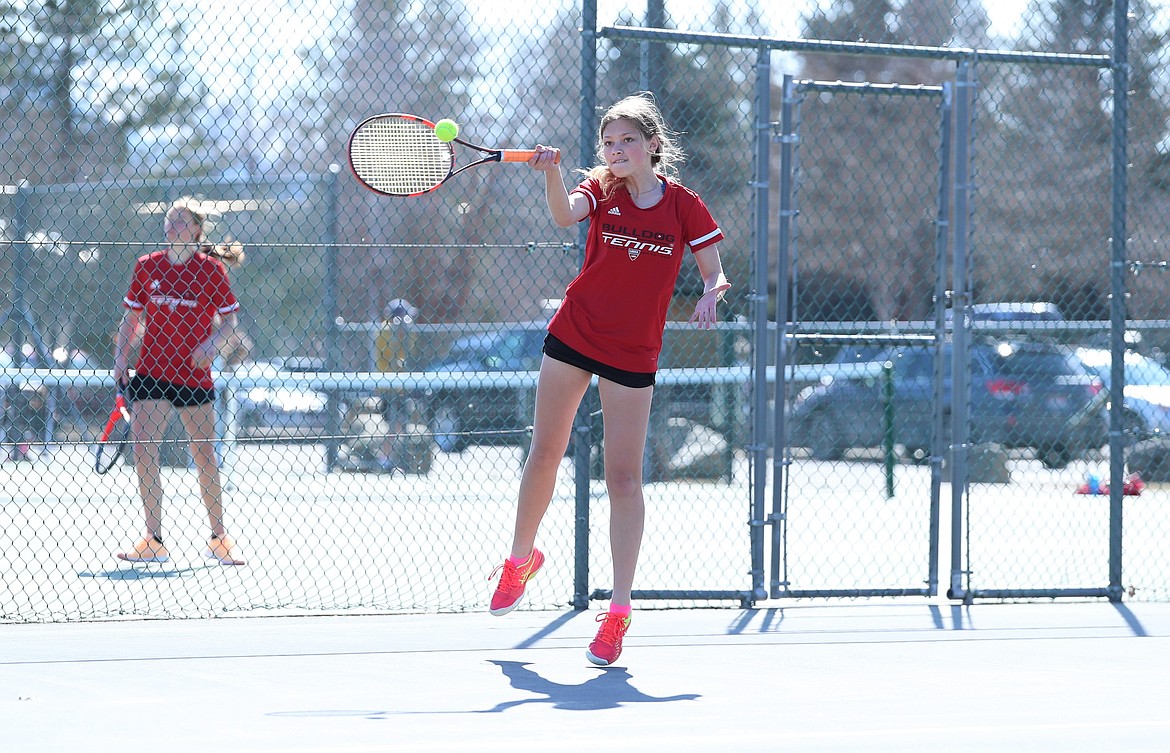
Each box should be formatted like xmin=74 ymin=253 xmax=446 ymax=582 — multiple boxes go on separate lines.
xmin=979 ymin=0 xmax=1168 ymax=320
xmin=0 ymin=0 xmax=200 ymax=183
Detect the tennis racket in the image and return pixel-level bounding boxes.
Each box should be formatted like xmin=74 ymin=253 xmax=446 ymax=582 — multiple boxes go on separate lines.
xmin=347 ymin=113 xmax=559 ymax=197
xmin=94 ymin=384 xmax=130 ymax=474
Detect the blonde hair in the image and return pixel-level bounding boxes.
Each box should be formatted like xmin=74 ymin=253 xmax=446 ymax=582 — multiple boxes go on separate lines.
xmin=165 ymin=196 xmax=246 ymax=267
xmin=585 ymin=92 xmax=686 ymax=200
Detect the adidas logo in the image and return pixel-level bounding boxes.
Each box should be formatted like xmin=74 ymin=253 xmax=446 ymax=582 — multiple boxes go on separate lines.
xmin=607 ymin=207 xmax=621 ymax=216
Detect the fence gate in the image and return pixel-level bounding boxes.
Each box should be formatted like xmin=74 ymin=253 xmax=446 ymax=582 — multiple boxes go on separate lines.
xmin=771 ymin=76 xmax=953 ymax=598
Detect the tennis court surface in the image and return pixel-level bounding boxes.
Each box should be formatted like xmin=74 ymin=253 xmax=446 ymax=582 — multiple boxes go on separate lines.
xmin=3 ymin=599 xmax=1169 ymax=752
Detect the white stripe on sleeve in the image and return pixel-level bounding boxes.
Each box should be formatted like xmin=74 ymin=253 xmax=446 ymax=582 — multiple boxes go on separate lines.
xmin=689 ymin=227 xmax=723 ymax=248
xmin=571 ymin=187 xmax=597 ymax=213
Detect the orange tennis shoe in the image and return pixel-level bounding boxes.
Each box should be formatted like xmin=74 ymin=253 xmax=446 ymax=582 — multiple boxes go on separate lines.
xmin=488 ymin=549 xmax=544 ymax=615
xmin=206 ymin=535 xmax=246 ymax=566
xmin=117 ymin=536 xmax=170 ymax=563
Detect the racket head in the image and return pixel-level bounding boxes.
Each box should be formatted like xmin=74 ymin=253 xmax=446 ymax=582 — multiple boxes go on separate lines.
xmin=348 ymin=113 xmax=456 ymax=197
xmin=94 ymin=418 xmax=129 ymax=474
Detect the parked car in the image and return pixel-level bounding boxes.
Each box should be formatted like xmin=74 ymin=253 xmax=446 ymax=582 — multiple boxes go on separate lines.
xmin=1074 ymin=347 xmax=1170 ymax=440
xmin=54 ymin=347 xmax=107 ymax=421
xmin=229 ymin=360 xmax=329 ymax=437
xmin=271 ymin=355 xmax=326 ymax=373
xmin=789 ymin=340 xmax=1105 ymax=468
xmin=945 ymin=301 xmax=1065 ymax=323
xmin=423 ymin=325 xmax=547 ymax=453
xmin=970 ymin=301 xmax=1065 ymax=323
xmin=945 ymin=301 xmax=1069 ymax=339
xmin=421 ymin=323 xmax=736 ymax=459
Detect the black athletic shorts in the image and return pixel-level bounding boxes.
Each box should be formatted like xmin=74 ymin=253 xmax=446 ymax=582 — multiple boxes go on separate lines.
xmin=542 ymin=334 xmax=655 ymax=389
xmin=126 ymin=374 xmax=216 ymax=407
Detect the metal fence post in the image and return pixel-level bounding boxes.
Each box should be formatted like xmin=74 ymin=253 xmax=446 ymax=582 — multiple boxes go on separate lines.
xmin=323 ymin=164 xmax=342 ymax=471
xmin=927 ymin=82 xmax=954 ymax=597
xmin=948 ymin=58 xmax=976 ymax=602
xmin=882 ymin=361 xmax=895 ymax=499
xmin=747 ymin=43 xmax=771 ymax=603
xmin=1108 ymin=0 xmax=1130 ymax=603
xmin=770 ymin=74 xmax=796 ymax=598
xmin=641 ymin=0 xmax=666 ymax=96
xmin=572 ymin=0 xmax=599 ymax=611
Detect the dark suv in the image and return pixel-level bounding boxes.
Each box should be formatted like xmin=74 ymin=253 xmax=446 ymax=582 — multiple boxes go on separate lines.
xmin=423 ymin=325 xmax=547 ymax=453
xmin=421 ymin=323 xmax=728 ymax=457
xmin=788 ymin=340 xmax=1105 ymax=468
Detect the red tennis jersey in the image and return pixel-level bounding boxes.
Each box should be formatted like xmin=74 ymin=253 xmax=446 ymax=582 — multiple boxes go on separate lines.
xmin=548 ymin=175 xmax=724 ymax=373
xmin=123 ymin=250 xmax=240 ymax=389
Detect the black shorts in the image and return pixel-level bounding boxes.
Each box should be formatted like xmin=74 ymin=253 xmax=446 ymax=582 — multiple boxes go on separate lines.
xmin=126 ymin=374 xmax=216 ymax=407
xmin=543 ymin=334 xmax=655 ymax=389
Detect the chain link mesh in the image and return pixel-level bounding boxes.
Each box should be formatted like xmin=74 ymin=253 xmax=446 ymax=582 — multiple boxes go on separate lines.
xmin=2 ymin=1 xmax=1169 ymax=622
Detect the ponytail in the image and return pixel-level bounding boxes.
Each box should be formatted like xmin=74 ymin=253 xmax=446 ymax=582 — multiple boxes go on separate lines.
xmin=202 ymin=239 xmax=245 ymax=268
xmin=166 ymin=196 xmax=246 ymax=267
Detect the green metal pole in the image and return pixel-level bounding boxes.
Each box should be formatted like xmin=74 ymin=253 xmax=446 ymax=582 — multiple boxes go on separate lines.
xmin=883 ymin=361 xmax=895 ymax=498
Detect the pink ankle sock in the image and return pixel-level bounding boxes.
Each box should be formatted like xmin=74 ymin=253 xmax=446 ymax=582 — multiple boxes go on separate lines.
xmin=507 ymin=553 xmax=531 ymax=566
xmin=608 ymin=604 xmax=632 ymax=618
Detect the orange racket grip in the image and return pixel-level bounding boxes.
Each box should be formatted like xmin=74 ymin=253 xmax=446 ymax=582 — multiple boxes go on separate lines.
xmin=499 ymin=150 xmax=560 ymax=164
xmin=115 ymin=394 xmax=130 ymax=422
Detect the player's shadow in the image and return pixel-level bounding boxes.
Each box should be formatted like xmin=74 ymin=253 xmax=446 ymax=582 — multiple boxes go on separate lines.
xmin=478 ymin=660 xmax=700 ymax=712
xmin=265 ymin=661 xmax=701 ymax=720
xmin=77 ymin=565 xmax=207 ymax=580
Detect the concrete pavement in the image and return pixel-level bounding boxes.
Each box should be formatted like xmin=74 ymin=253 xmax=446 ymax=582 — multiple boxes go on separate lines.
xmin=3 ymin=599 xmax=1169 ymax=752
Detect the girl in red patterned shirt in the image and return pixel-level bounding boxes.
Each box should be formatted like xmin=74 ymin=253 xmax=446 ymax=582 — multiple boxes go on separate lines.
xmin=113 ymin=197 xmax=247 ymax=566
xmin=488 ymin=93 xmax=730 ymax=665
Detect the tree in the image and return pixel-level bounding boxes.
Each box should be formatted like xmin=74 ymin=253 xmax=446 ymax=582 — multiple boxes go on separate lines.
xmin=0 ymin=0 xmax=202 ymax=183
xmin=978 ymin=0 xmax=1170 ymax=320
xmin=789 ymin=0 xmax=953 ymax=322
xmin=459 ymin=7 xmax=583 ymax=322
xmin=802 ymin=0 xmax=898 ymax=46
xmin=295 ymin=0 xmax=484 ymax=325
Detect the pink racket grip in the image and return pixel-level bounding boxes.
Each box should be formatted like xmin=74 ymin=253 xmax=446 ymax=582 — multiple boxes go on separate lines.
xmin=499 ymin=150 xmax=561 ymax=164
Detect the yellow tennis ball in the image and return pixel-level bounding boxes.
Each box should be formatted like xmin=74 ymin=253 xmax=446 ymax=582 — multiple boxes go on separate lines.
xmin=434 ymin=119 xmax=459 ymax=142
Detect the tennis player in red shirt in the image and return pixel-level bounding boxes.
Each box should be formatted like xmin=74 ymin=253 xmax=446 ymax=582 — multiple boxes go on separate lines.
xmin=113 ymin=197 xmax=246 ymax=566
xmin=489 ymin=93 xmax=731 ymax=665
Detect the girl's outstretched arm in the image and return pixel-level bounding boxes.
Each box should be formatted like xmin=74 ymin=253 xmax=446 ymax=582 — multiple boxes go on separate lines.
xmin=529 ymin=146 xmax=589 ymax=227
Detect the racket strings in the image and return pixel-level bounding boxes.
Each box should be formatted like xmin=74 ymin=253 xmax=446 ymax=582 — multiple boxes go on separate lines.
xmin=350 ymin=117 xmax=453 ymax=195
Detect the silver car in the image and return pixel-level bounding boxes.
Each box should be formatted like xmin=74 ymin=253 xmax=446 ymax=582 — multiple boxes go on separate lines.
xmin=230 ymin=360 xmax=329 ymax=437
xmin=1075 ymin=347 xmax=1170 ymax=439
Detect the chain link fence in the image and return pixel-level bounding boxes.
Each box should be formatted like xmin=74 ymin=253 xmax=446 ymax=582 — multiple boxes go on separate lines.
xmin=2 ymin=0 xmax=1169 ymax=622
